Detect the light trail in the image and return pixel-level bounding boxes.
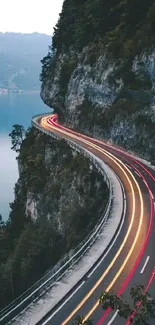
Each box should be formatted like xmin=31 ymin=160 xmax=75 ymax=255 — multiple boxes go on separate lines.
xmin=82 ymin=171 xmax=143 ymax=323
xmin=96 ymin=164 xmax=154 ymax=325
xmin=40 ymin=115 xmax=144 ymax=325
xmin=45 ymin=114 xmax=154 ymax=325
xmin=49 ymin=114 xmax=155 ymax=184
xmin=125 ymin=267 xmax=155 ymax=325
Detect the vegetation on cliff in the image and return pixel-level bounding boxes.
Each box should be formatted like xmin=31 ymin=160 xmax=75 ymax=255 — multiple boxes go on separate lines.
xmin=0 ymin=126 xmax=108 ymax=309
xmin=41 ymin=0 xmax=155 ymax=85
xmin=52 ymin=0 xmax=155 ymax=54
xmin=41 ymin=0 xmax=155 ymax=162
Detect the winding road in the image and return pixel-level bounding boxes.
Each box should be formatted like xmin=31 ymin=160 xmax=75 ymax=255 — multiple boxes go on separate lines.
xmin=35 ymin=114 xmax=155 ymax=325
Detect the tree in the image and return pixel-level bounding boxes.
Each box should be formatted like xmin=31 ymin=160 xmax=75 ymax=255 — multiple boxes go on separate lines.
xmin=9 ymin=124 xmax=25 ymax=152
xmin=72 ymin=316 xmax=93 ymax=325
xmin=0 ymin=214 xmax=4 ymax=229
xmin=100 ymin=285 xmax=155 ymax=324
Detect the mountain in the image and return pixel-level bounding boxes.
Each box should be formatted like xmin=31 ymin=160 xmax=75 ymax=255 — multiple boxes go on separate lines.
xmin=41 ymin=0 xmax=155 ymax=162
xmin=3 ymin=0 xmax=155 ymax=310
xmin=0 ymin=32 xmax=51 ymax=91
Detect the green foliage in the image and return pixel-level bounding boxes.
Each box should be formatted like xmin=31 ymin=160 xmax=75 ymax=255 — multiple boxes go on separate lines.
xmin=100 ymin=291 xmax=131 ymax=319
xmin=110 ymin=99 xmax=145 ymax=116
xmin=52 ymin=0 xmax=123 ymax=53
xmin=0 ymin=127 xmax=108 ymax=309
xmin=11 ymin=222 xmax=61 ymax=292
xmin=114 ymin=60 xmax=152 ymax=90
xmin=135 ymin=115 xmax=155 ymax=141
xmin=72 ymin=316 xmax=93 ymax=325
xmin=51 ymin=0 xmax=155 ymax=56
xmin=100 ymin=285 xmax=155 ymax=324
xmin=76 ymin=97 xmax=103 ymax=132
xmin=18 ymin=127 xmax=49 ymax=192
xmin=0 ymin=214 xmax=3 ymax=224
xmin=41 ymin=0 xmax=155 ymax=97
xmin=40 ymin=51 xmax=56 ymax=83
xmin=59 ymin=57 xmax=77 ymax=97
xmin=9 ymin=124 xmax=25 ymax=152
xmin=76 ymin=97 xmax=146 ymax=134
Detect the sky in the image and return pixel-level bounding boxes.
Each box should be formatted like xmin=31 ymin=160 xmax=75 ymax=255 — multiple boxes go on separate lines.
xmin=0 ymin=0 xmax=64 ymax=35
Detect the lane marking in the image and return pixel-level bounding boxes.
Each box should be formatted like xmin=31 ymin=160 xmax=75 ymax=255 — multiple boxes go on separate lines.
xmin=125 ymin=267 xmax=155 ymax=325
xmin=82 ymin=165 xmax=143 ymax=322
xmin=87 ymin=197 xmax=127 ymax=279
xmin=125 ymin=164 xmax=132 ymax=170
xmin=107 ymin=310 xmax=118 ymax=325
xmin=43 ymin=116 xmax=153 ymax=324
xmin=41 ymin=116 xmax=143 ymax=325
xmin=108 ymin=267 xmax=155 ymax=325
xmin=41 ymin=281 xmax=85 ymax=325
xmin=47 ymin=114 xmax=155 ymax=324
xmin=34 ymin=116 xmax=129 ymax=325
xmin=143 ymin=179 xmax=148 ymax=186
xmin=134 ymin=170 xmax=141 ymax=178
xmin=150 ymin=191 xmax=154 ymax=200
xmin=39 ymin=190 xmax=126 ymax=325
xmin=51 ymin=114 xmax=155 ymax=184
xmin=140 ymin=256 xmax=150 ymax=274
xmin=34 ymin=114 xmax=155 ymax=325
xmin=96 ymin=168 xmax=154 ymax=325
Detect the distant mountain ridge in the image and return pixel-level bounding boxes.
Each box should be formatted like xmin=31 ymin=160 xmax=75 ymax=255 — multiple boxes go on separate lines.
xmin=0 ymin=32 xmax=51 ymax=91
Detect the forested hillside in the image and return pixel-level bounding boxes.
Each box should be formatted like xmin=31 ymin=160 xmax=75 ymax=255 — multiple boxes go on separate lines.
xmin=52 ymin=0 xmax=155 ymax=54
xmin=0 ymin=127 xmax=108 ymax=309
xmin=42 ymin=0 xmax=155 ymax=86
xmin=2 ymin=0 xmax=155 ymax=314
xmin=41 ymin=0 xmax=155 ymax=162
xmin=0 ymin=32 xmax=51 ymax=90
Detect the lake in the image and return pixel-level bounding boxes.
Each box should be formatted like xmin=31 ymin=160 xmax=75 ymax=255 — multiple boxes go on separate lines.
xmin=0 ymin=92 xmax=52 ymax=220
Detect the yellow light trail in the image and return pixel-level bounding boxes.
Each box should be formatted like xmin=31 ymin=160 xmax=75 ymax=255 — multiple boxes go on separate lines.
xmin=83 ymin=173 xmax=143 ymax=321
xmin=40 ymin=116 xmax=143 ymax=325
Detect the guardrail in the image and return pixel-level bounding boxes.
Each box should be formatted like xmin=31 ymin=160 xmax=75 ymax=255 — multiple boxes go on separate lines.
xmin=0 ymin=114 xmax=112 ymax=325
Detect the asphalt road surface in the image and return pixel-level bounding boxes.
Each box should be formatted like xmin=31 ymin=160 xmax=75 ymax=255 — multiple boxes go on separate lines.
xmin=35 ymin=114 xmax=155 ymax=325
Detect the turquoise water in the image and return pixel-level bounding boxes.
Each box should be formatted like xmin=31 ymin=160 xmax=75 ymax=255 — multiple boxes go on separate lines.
xmin=0 ymin=92 xmax=52 ymax=220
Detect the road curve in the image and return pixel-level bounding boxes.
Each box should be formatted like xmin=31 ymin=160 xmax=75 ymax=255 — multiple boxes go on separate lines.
xmin=34 ymin=114 xmax=155 ymax=325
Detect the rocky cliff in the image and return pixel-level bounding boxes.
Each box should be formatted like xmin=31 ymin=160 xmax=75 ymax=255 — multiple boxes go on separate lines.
xmin=21 ymin=128 xmax=108 ymax=248
xmin=2 ymin=0 xmax=155 ymax=309
xmin=41 ymin=0 xmax=155 ymax=161
xmin=0 ymin=126 xmax=108 ymax=308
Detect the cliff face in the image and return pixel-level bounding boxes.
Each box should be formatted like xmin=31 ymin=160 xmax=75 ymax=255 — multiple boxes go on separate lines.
xmin=0 ymin=127 xmax=108 ymax=309
xmin=3 ymin=1 xmax=155 ymax=308
xmin=19 ymin=127 xmax=108 ymax=249
xmin=41 ymin=0 xmax=155 ymax=161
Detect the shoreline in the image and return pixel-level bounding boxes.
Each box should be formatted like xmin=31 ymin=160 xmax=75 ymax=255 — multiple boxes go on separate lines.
xmin=0 ymin=90 xmax=40 ymax=95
